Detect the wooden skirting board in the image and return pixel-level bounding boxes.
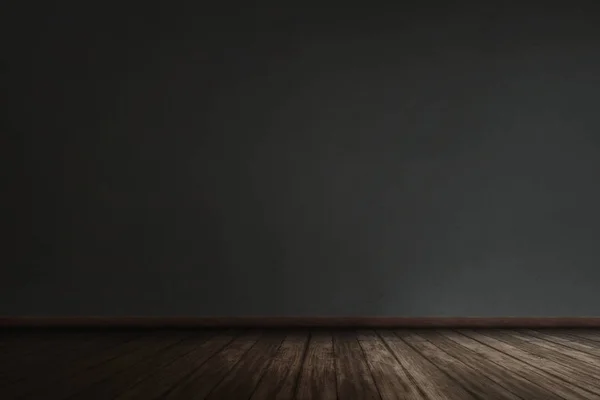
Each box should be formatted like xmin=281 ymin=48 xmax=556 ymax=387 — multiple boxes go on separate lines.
xmin=1 ymin=317 xmax=600 ymax=328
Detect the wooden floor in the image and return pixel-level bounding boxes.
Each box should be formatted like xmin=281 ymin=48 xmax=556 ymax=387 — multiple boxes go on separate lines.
xmin=1 ymin=329 xmax=600 ymax=399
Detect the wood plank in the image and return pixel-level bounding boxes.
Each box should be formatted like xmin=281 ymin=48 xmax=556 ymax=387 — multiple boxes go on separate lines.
xmin=461 ymin=330 xmax=599 ymax=399
xmin=445 ymin=332 xmax=588 ymax=399
xmin=295 ymin=331 xmax=337 ymax=400
xmin=333 ymin=330 xmax=380 ymax=399
xmin=0 ymin=331 xmax=96 ymax=354
xmin=249 ymin=332 xmax=309 ymax=400
xmin=161 ymin=330 xmax=262 ymax=399
xmin=378 ymin=330 xmax=476 ymax=400
xmin=0 ymin=332 xmax=71 ymax=359
xmin=0 ymin=332 xmax=138 ymax=386
xmin=3 ymin=328 xmax=600 ymax=400
xmin=501 ymin=330 xmax=600 ymax=376
xmin=0 ymin=334 xmax=80 ymax=383
xmin=475 ymin=330 xmax=600 ymax=393
xmin=2 ymin=332 xmax=140 ymax=394
xmin=398 ymin=330 xmax=521 ymax=400
xmin=356 ymin=330 xmax=424 ymax=400
xmin=69 ymin=331 xmax=218 ymax=399
xmin=560 ymin=329 xmax=600 ymax=343
xmin=419 ymin=330 xmax=562 ymax=400
xmin=114 ymin=330 xmax=242 ymax=399
xmin=0 ymin=332 xmax=124 ymax=381
xmin=22 ymin=331 xmax=190 ymax=400
xmin=205 ymin=332 xmax=285 ymax=399
xmin=488 ymin=331 xmax=600 ymax=394
xmin=526 ymin=329 xmax=600 ymax=359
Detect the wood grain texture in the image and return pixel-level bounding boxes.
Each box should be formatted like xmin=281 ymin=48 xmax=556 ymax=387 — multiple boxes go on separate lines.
xmin=482 ymin=330 xmax=600 ymax=395
xmin=250 ymin=332 xmax=309 ymax=399
xmin=438 ymin=330 xmax=566 ymax=400
xmin=0 ymin=332 xmax=136 ymax=384
xmin=2 ymin=329 xmax=600 ymax=399
xmin=295 ymin=331 xmax=337 ymax=400
xmin=3 ymin=332 xmax=177 ymax=399
xmin=461 ymin=330 xmax=600 ymax=399
xmin=162 ymin=330 xmax=262 ymax=399
xmin=205 ymin=333 xmax=284 ymax=399
xmin=114 ymin=330 xmax=239 ymax=399
xmin=398 ymin=330 xmax=522 ymax=400
xmin=562 ymin=329 xmax=600 ymax=343
xmin=500 ymin=330 xmax=600 ymax=376
xmin=378 ymin=330 xmax=476 ymax=400
xmin=526 ymin=329 xmax=600 ymax=359
xmin=71 ymin=332 xmax=216 ymax=400
xmin=333 ymin=331 xmax=380 ymax=399
xmin=356 ymin=330 xmax=424 ymax=400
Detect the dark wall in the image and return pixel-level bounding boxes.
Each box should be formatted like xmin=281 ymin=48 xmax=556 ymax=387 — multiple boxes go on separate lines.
xmin=4 ymin=4 xmax=600 ymax=316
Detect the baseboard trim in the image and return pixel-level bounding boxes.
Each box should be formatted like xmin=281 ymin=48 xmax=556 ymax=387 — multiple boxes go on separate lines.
xmin=1 ymin=317 xmax=600 ymax=329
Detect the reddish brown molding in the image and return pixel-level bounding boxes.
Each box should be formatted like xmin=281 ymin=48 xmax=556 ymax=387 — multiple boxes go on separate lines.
xmin=1 ymin=316 xmax=600 ymax=328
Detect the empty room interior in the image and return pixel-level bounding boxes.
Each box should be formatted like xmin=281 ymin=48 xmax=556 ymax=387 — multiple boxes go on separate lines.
xmin=3 ymin=3 xmax=600 ymax=399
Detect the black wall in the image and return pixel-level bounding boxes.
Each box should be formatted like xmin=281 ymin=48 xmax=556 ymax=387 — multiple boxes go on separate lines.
xmin=4 ymin=4 xmax=600 ymax=316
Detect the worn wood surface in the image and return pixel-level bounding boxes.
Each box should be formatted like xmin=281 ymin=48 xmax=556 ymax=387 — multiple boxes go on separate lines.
xmin=1 ymin=329 xmax=600 ymax=399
